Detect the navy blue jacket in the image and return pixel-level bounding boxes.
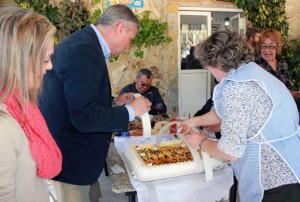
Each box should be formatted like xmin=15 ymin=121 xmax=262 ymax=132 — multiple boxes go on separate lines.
xmin=38 ymin=26 xmax=129 ymax=185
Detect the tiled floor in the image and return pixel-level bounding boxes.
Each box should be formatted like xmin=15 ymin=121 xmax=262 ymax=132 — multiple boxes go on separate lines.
xmin=98 ymin=171 xmax=127 ymax=202
xmin=48 ymin=171 xmax=127 ymax=202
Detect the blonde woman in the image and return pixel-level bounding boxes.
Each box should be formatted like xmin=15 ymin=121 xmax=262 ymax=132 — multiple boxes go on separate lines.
xmin=0 ymin=7 xmax=62 ymax=202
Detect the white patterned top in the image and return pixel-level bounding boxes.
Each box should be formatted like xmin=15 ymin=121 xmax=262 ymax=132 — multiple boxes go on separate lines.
xmin=217 ymin=81 xmax=298 ymax=190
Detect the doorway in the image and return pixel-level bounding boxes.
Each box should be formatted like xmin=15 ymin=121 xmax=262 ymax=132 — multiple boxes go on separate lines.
xmin=178 ymin=7 xmax=245 ymax=68
xmin=177 ymin=7 xmax=245 ymax=116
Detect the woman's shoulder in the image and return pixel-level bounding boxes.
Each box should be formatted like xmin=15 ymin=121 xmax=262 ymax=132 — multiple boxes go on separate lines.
xmin=0 ymin=103 xmax=26 ymax=148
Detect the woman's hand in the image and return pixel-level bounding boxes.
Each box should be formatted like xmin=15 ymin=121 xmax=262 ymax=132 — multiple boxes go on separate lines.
xmin=185 ymin=130 xmax=208 ymax=150
xmin=178 ymin=117 xmax=198 ymax=134
xmin=204 ymin=124 xmax=221 ymax=133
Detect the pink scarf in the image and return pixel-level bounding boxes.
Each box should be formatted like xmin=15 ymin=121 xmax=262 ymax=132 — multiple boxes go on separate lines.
xmin=4 ymin=92 xmax=62 ymax=179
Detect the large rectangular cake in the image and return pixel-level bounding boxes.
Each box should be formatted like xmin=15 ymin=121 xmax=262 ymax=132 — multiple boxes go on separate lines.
xmin=124 ymin=139 xmax=209 ymax=181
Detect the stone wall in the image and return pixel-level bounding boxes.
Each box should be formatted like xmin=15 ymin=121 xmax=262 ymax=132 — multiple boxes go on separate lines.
xmin=109 ymin=0 xmax=179 ymax=113
xmin=107 ymin=0 xmax=237 ymax=114
xmin=1 ymin=0 xmax=299 ymax=114
xmin=108 ymin=0 xmax=300 ymax=114
xmin=286 ymin=0 xmax=300 ymax=40
xmin=0 ymin=0 xmax=16 ymax=6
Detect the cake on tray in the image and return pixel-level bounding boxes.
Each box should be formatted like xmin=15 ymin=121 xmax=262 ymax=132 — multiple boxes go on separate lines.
xmin=124 ymin=139 xmax=227 ymax=181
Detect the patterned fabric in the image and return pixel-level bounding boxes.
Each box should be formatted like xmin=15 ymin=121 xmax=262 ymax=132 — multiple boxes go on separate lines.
xmin=213 ymin=62 xmax=300 ymax=202
xmin=255 ymin=56 xmax=291 ymax=89
xmin=218 ymin=81 xmax=298 ymax=190
xmin=4 ymin=91 xmax=62 ymax=178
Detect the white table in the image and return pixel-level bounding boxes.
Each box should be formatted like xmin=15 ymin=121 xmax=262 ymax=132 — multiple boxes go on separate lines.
xmin=109 ymin=136 xmax=234 ymax=202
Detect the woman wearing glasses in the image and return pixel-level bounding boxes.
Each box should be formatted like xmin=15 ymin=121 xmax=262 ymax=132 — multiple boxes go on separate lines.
xmin=255 ymin=29 xmax=300 ymax=98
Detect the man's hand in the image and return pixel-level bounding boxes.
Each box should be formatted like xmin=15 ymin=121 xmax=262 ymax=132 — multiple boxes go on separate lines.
xmin=115 ymin=93 xmax=135 ymax=106
xmin=130 ymin=96 xmax=152 ymax=117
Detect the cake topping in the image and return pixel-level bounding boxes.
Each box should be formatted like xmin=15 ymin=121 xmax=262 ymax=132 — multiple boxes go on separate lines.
xmin=135 ymin=145 xmax=141 ymax=150
xmin=146 ymin=161 xmax=153 ymax=167
xmin=133 ymin=140 xmax=194 ymax=166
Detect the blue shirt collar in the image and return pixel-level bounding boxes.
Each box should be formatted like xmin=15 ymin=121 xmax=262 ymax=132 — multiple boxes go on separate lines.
xmin=90 ymin=24 xmax=110 ymax=62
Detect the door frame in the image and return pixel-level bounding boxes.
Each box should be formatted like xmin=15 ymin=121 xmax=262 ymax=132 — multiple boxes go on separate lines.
xmin=177 ymin=7 xmax=246 ymax=74
xmin=177 ymin=7 xmax=244 ymax=114
xmin=178 ymin=6 xmax=244 ymax=74
xmin=178 ymin=10 xmax=212 ymax=115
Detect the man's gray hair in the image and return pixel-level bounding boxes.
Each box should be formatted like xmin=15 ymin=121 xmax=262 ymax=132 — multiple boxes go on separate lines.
xmin=95 ymin=4 xmax=139 ymax=29
xmin=137 ymin=68 xmax=153 ymax=79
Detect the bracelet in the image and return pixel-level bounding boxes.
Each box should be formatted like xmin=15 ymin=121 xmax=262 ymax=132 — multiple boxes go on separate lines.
xmin=199 ymin=136 xmax=208 ymax=151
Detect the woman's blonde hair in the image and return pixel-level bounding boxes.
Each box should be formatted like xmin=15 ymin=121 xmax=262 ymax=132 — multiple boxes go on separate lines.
xmin=0 ymin=7 xmax=56 ymax=111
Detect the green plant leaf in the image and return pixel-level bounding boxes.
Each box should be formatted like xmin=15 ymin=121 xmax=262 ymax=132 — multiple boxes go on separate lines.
xmin=130 ymin=10 xmax=172 ymax=59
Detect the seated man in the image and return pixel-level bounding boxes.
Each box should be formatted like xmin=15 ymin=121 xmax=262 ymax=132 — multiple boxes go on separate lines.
xmin=119 ymin=68 xmax=167 ymax=115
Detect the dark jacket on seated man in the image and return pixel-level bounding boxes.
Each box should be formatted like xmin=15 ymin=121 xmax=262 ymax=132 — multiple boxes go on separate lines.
xmin=119 ymin=68 xmax=167 ymax=115
xmin=119 ymin=83 xmax=166 ymax=115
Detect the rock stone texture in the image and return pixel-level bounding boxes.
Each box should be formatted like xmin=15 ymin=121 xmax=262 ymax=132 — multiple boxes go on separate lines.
xmin=2 ymin=0 xmax=297 ymax=114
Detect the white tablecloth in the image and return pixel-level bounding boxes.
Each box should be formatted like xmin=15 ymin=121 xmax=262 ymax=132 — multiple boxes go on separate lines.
xmin=114 ymin=136 xmax=234 ymax=202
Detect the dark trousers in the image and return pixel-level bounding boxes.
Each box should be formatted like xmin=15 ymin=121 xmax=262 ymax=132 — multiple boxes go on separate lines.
xmin=263 ymin=183 xmax=300 ymax=202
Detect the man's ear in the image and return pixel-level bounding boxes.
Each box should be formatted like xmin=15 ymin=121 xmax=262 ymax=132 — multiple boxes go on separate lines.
xmin=116 ymin=22 xmax=125 ymax=35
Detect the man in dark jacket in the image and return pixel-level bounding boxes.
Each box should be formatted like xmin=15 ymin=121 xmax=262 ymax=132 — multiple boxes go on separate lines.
xmin=38 ymin=5 xmax=151 ymax=202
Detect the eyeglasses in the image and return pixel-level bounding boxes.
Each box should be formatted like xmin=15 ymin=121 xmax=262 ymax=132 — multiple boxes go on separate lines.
xmin=261 ymin=45 xmax=276 ymax=50
xmin=138 ymin=81 xmax=151 ymax=88
xmin=140 ymin=83 xmax=150 ymax=87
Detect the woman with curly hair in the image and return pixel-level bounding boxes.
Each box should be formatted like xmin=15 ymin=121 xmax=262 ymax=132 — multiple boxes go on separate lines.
xmin=180 ymin=30 xmax=300 ymax=202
